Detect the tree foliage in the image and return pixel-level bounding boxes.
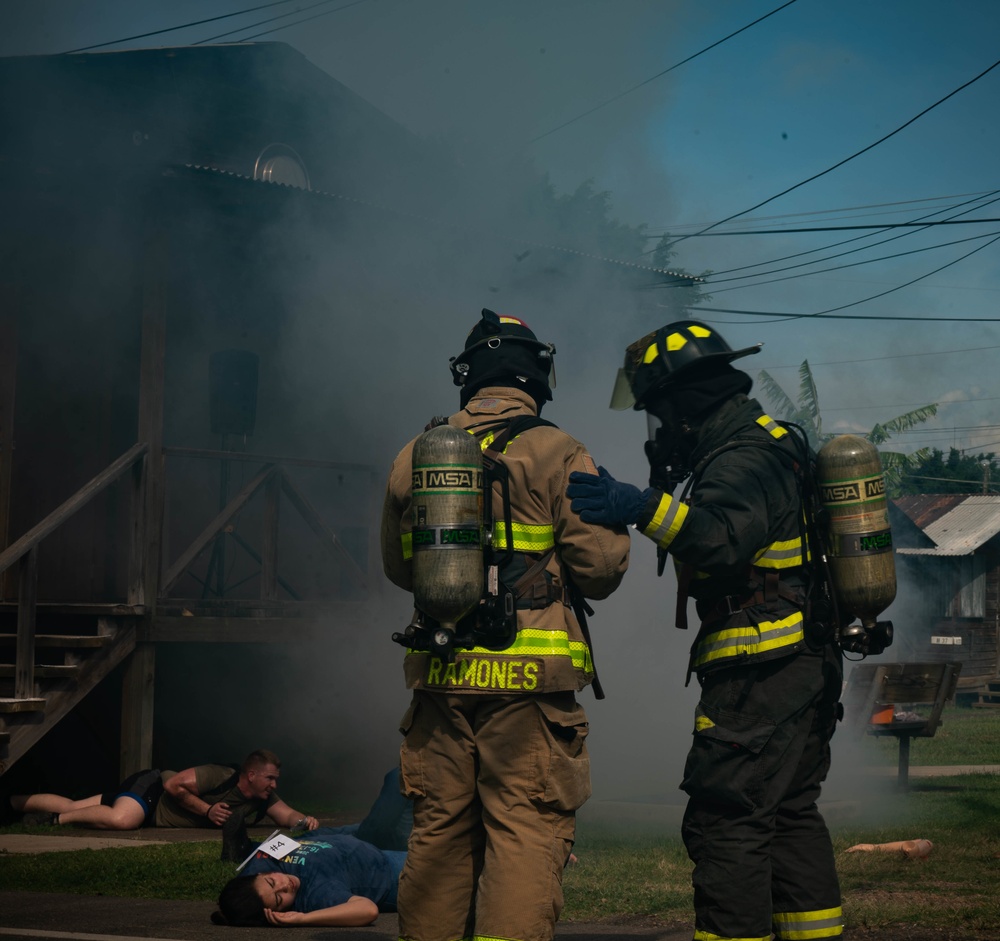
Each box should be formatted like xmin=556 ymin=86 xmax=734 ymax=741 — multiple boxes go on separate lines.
xmin=894 ymin=447 xmax=998 ymax=495
xmin=755 ymin=360 xmax=938 ymax=494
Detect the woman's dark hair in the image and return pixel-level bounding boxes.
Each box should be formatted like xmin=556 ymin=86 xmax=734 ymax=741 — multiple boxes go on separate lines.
xmin=211 ymin=875 xmax=267 ymax=927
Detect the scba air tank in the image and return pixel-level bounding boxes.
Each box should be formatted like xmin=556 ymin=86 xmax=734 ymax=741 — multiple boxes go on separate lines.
xmin=816 ymin=434 xmax=896 ymax=653
xmin=411 ymin=424 xmax=484 ymax=641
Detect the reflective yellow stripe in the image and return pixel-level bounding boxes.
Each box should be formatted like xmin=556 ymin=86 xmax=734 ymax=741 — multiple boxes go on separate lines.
xmin=407 ymin=628 xmax=593 ymax=673
xmin=756 ymin=413 xmax=788 ymax=438
xmin=641 ymin=493 xmax=689 ymax=549
xmin=773 ymin=906 xmax=844 ymax=940
xmin=492 ymin=521 xmax=554 ymax=552
xmin=694 ymin=931 xmax=769 ymax=941
xmin=752 ymin=536 xmax=804 ymax=569
xmin=693 ymin=611 xmax=804 ymax=668
xmin=404 ymin=522 xmax=552 ymax=555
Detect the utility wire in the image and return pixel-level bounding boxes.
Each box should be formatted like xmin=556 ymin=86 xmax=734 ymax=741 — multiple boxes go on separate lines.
xmin=667 ymin=56 xmax=1000 ymax=247
xmin=703 ymin=229 xmax=1000 ymax=294
xmin=692 ymin=228 xmax=1000 ymax=321
xmin=648 ymin=190 xmax=1000 ymax=233
xmin=528 ymin=0 xmax=800 ymax=144
xmin=699 ymin=190 xmax=1000 ymax=278
xmin=63 ymin=0 xmax=300 ymax=53
xmin=759 ymin=343 xmax=1000 ymax=370
xmin=747 ymin=231 xmax=1000 ymax=319
xmin=196 ymin=0 xmax=367 ymax=44
xmin=665 ymin=218 xmax=1000 ymax=235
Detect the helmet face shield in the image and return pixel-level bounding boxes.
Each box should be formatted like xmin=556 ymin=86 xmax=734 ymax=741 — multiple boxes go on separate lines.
xmin=609 ymin=367 xmax=635 ymax=410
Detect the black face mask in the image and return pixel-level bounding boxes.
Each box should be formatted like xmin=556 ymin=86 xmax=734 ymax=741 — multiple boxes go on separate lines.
xmin=643 ymin=411 xmax=696 ymax=491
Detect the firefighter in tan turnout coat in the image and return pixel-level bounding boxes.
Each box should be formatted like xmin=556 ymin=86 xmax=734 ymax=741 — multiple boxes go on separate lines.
xmin=381 ymin=309 xmax=629 ymax=941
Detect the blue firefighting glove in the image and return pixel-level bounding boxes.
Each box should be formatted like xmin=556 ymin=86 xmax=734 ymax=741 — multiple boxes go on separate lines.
xmin=567 ymin=466 xmax=651 ymax=526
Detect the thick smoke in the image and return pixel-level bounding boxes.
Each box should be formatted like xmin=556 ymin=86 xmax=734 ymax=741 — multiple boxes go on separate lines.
xmin=1 ymin=4 xmax=943 ymax=830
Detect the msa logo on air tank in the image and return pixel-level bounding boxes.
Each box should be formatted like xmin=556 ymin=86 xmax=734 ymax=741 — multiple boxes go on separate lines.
xmin=820 ymin=475 xmax=885 ymax=505
xmin=412 ymin=467 xmax=484 ymax=491
xmin=412 ymin=520 xmax=481 ymax=548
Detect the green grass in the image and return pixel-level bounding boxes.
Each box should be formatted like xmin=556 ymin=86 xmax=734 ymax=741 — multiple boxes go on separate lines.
xmin=563 ymin=773 xmax=1000 ymax=936
xmin=2 ymin=708 xmax=999 ymax=936
xmin=858 ymin=704 xmax=1000 ymax=766
xmin=0 ymin=839 xmax=231 ymax=900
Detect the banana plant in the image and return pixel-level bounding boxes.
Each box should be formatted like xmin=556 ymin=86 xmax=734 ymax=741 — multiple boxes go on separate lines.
xmin=756 ymin=360 xmax=938 ymax=494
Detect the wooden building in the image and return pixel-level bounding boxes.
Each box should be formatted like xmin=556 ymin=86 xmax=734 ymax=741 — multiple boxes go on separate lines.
xmin=0 ymin=42 xmax=450 ymax=787
xmin=890 ymin=495 xmax=1000 ymax=694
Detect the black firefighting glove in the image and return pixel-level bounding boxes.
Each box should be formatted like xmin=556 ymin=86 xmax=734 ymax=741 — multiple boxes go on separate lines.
xmin=567 ymin=466 xmax=651 ymax=527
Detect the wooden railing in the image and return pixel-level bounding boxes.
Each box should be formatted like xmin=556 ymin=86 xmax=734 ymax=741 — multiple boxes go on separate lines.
xmin=160 ymin=447 xmax=372 ymax=602
xmin=0 ymin=442 xmax=150 ymax=700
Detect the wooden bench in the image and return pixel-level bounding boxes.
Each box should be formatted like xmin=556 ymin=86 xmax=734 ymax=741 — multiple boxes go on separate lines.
xmin=841 ymin=661 xmax=963 ymax=788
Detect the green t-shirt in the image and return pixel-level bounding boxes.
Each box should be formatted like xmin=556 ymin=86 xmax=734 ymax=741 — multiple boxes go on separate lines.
xmin=153 ymin=765 xmax=279 ymax=828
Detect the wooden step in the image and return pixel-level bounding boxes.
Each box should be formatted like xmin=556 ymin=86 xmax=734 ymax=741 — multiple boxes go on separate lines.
xmin=0 ymin=698 xmax=46 ymax=713
xmin=0 ymin=634 xmax=110 ymax=648
xmin=972 ymin=700 xmax=1000 ymax=709
xmin=0 ymin=664 xmax=79 ymax=678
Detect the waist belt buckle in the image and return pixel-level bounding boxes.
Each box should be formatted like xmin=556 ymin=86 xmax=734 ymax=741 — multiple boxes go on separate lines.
xmin=724 ymin=594 xmax=743 ymax=617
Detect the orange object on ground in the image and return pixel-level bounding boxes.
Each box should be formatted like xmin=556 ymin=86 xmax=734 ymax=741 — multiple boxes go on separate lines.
xmin=870 ymin=704 xmax=894 ymax=724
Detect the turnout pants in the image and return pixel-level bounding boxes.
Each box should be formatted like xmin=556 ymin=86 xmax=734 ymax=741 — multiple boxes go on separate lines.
xmin=681 ymin=645 xmax=844 ymax=941
xmin=397 ymin=689 xmax=591 ymax=941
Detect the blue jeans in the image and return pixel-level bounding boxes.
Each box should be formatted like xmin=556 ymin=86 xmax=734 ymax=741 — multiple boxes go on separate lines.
xmin=326 ymin=768 xmax=413 ymax=852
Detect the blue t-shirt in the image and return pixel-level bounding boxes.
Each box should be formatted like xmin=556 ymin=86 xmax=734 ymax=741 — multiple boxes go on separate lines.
xmin=244 ymin=830 xmax=405 ymax=913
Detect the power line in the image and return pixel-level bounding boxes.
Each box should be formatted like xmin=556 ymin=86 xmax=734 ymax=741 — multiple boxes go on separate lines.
xmin=699 ymin=190 xmax=1000 ymax=279
xmin=703 ymin=228 xmax=1000 ymax=294
xmin=195 ymin=0 xmax=366 ymax=45
xmin=528 ymin=0 xmax=800 ymax=144
xmin=658 ymin=218 xmax=1000 ymax=236
xmin=758 ymin=343 xmax=1000 ymax=371
xmin=648 ymin=190 xmax=1000 ymax=233
xmin=63 ymin=0 xmax=301 ymax=53
xmin=694 ymin=232 xmax=1000 ymax=321
xmin=667 ymin=56 xmax=1000 ymax=247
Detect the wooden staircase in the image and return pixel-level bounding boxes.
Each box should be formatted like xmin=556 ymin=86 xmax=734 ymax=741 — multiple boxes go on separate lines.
xmin=953 ymin=679 xmax=1000 ymax=708
xmin=971 ymin=679 xmax=1000 ymax=708
xmin=0 ymin=609 xmax=139 ymax=772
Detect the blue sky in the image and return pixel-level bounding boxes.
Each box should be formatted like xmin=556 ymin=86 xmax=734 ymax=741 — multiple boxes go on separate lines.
xmin=4 ymin=2 xmax=999 ymax=460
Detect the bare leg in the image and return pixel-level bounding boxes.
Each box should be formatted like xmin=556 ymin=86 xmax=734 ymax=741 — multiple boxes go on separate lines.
xmin=56 ymin=796 xmax=147 ymax=830
xmin=12 ymin=793 xmax=103 ymax=814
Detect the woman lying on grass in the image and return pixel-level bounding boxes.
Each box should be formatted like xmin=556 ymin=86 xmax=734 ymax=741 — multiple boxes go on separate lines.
xmin=213 ymin=828 xmax=406 ymax=927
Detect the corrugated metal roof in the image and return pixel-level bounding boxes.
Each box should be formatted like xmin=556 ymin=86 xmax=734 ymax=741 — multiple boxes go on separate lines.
xmin=896 ymin=494 xmax=1000 ymax=556
xmin=892 ymin=494 xmax=970 ymax=530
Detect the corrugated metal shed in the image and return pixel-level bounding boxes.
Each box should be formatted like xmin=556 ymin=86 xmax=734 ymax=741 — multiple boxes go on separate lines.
xmin=896 ymin=494 xmax=1000 ymax=556
xmin=893 ymin=494 xmax=969 ymax=530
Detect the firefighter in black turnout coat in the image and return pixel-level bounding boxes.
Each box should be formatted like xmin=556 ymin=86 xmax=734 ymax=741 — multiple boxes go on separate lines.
xmin=567 ymin=321 xmax=844 ymax=941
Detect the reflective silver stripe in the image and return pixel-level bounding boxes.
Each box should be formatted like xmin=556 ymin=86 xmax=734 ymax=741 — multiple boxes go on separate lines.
xmin=693 ymin=612 xmax=804 ymax=668
xmin=756 ymin=413 xmax=788 ymax=439
xmin=641 ymin=493 xmax=689 ymax=549
xmin=694 ymin=930 xmax=770 ymax=941
xmin=773 ymin=906 xmax=844 ymax=940
xmin=752 ymin=537 xmax=804 ymax=569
